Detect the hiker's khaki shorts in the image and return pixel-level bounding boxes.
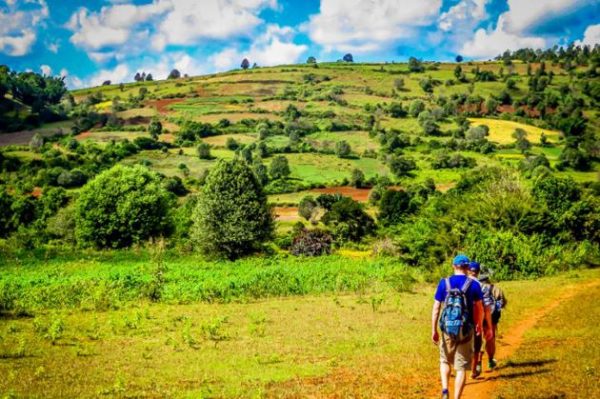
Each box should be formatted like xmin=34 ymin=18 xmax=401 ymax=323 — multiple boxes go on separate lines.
xmin=439 ymin=334 xmax=473 ymax=371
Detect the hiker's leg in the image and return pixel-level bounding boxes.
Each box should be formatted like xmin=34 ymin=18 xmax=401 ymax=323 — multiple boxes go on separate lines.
xmin=440 ymin=362 xmax=451 ymax=391
xmin=472 ymin=334 xmax=482 ymax=375
xmin=454 ymin=370 xmax=467 ymax=399
xmin=486 ymin=324 xmax=497 ymax=359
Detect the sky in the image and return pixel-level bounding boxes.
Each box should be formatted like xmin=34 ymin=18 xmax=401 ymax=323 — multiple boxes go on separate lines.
xmin=0 ymin=0 xmax=599 ymax=88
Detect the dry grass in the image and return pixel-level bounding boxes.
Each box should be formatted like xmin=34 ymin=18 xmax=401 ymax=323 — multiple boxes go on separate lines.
xmin=469 ymin=118 xmax=561 ymax=144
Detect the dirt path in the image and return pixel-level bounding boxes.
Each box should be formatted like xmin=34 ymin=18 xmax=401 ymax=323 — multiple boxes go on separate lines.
xmin=462 ymin=280 xmax=600 ymax=399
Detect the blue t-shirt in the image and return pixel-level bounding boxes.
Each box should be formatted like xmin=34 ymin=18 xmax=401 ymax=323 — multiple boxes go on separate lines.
xmin=434 ymin=274 xmax=483 ymax=324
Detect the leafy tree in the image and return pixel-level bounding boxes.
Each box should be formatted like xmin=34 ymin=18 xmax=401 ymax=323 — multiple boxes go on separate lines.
xmin=343 ymin=53 xmax=354 ymax=62
xmin=146 ymin=73 xmax=153 ymax=81
xmin=75 ymin=165 xmax=174 ymax=248
xmin=190 ymin=159 xmax=273 ymax=259
xmin=168 ymin=69 xmax=181 ymax=79
xmin=0 ymin=65 xmax=9 ymax=99
xmin=241 ymin=58 xmax=250 ymax=70
xmin=148 ymin=119 xmax=162 ymax=140
xmin=0 ymin=186 xmax=14 ymax=237
xmin=378 ymin=189 xmax=413 ymax=226
xmin=408 ymin=57 xmax=424 ymax=73
xmin=225 ymin=137 xmax=239 ymax=150
xmin=269 ymin=155 xmax=290 ymax=179
xmin=335 ymin=140 xmax=352 ymax=158
xmin=306 ymin=56 xmax=317 ymax=64
xmin=409 ymin=100 xmax=425 ymax=117
xmin=388 ymin=102 xmax=407 ymax=118
xmin=455 ymin=55 xmax=464 ymax=63
xmin=252 ymin=161 xmax=269 ymax=186
xmin=454 ymin=65 xmax=462 ymax=80
xmin=29 ymin=133 xmax=45 ymax=152
xmin=57 ymin=168 xmax=87 ymax=188
xmin=197 ymin=143 xmax=212 ymax=160
xmin=350 ymin=168 xmax=366 ymax=188
xmin=102 ymin=80 xmax=111 ymax=86
xmin=134 ymin=72 xmax=142 ymax=82
xmin=394 ymin=78 xmax=405 ymax=91
xmin=419 ymin=78 xmax=434 ymax=93
xmin=388 ymin=155 xmax=417 ymax=177
xmin=298 ymin=196 xmax=318 ymax=220
xmin=321 ymin=197 xmax=375 ymax=242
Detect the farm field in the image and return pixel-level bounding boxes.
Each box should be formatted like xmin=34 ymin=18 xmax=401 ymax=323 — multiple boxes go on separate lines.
xmin=0 ymin=256 xmax=597 ymax=398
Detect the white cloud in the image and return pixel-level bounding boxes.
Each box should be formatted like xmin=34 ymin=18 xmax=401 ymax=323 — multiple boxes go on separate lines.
xmin=67 ymin=1 xmax=172 ymax=51
xmin=501 ymin=0 xmax=595 ymax=34
xmin=210 ymin=24 xmax=307 ymax=71
xmin=460 ymin=15 xmax=546 ymax=59
xmin=153 ymin=0 xmax=277 ymax=50
xmin=439 ymin=0 xmax=489 ymax=32
xmin=40 ymin=65 xmax=52 ymax=76
xmin=84 ymin=64 xmax=131 ymax=88
xmin=68 ymin=0 xmax=277 ymax=61
xmin=306 ymin=0 xmax=442 ymax=53
xmin=0 ymin=0 xmax=48 ymax=56
xmin=575 ymin=24 xmax=600 ymax=46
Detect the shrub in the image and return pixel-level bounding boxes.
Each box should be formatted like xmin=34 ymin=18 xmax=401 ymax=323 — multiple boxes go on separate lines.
xmin=197 ymin=143 xmax=212 ymax=159
xmin=290 ymin=228 xmax=333 ymax=256
xmin=350 ymin=168 xmax=366 ymax=188
xmin=191 ymin=159 xmax=274 ymax=259
xmin=298 ymin=196 xmax=318 ymax=221
xmin=269 ymin=155 xmax=290 ymax=180
xmin=378 ymin=189 xmax=414 ymax=226
xmin=75 ymin=165 xmax=174 ymax=248
xmin=321 ymin=196 xmax=375 ymax=242
xmin=388 ymin=155 xmax=417 ymax=177
xmin=335 ymin=140 xmax=352 ymax=158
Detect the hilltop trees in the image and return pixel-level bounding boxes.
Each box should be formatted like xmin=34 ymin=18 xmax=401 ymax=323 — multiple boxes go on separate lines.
xmin=307 ymin=56 xmax=317 ymax=64
xmin=0 ymin=65 xmax=9 ymax=99
xmin=75 ymin=165 xmax=174 ymax=248
xmin=191 ymin=159 xmax=273 ymax=259
xmin=241 ymin=58 xmax=250 ymax=70
xmin=168 ymin=69 xmax=181 ymax=79
xmin=343 ymin=53 xmax=354 ymax=62
xmin=408 ymin=57 xmax=424 ymax=72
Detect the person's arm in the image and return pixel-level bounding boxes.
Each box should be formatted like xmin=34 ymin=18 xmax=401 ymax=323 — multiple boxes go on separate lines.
xmin=432 ymin=300 xmax=442 ymax=344
xmin=473 ymin=299 xmax=484 ymax=336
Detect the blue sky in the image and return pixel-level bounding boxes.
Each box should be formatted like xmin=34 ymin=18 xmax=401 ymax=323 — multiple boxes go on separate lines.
xmin=0 ymin=0 xmax=598 ymax=88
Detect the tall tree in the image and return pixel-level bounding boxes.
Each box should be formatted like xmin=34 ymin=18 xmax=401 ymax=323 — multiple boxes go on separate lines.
xmin=241 ymin=58 xmax=250 ymax=70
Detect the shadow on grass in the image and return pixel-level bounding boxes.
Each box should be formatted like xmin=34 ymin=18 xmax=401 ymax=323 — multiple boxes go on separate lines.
xmin=498 ymin=358 xmax=557 ymax=370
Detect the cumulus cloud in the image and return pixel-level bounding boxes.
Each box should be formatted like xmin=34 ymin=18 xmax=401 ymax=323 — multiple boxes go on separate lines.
xmin=210 ymin=24 xmax=307 ymax=71
xmin=85 ymin=64 xmax=131 ymax=88
xmin=67 ymin=0 xmax=277 ymax=61
xmin=306 ymin=0 xmax=442 ymax=53
xmin=153 ymin=0 xmax=277 ymax=50
xmin=575 ymin=24 xmax=600 ymax=46
xmin=439 ymin=0 xmax=489 ymax=33
xmin=0 ymin=0 xmax=49 ymax=56
xmin=66 ymin=1 xmax=172 ymax=51
xmin=501 ymin=0 xmax=596 ymax=34
xmin=460 ymin=15 xmax=546 ymax=59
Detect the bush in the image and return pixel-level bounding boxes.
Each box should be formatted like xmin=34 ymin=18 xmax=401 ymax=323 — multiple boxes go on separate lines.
xmin=191 ymin=159 xmax=274 ymax=259
xmin=321 ymin=196 xmax=375 ymax=242
xmin=197 ymin=143 xmax=212 ymax=159
xmin=298 ymin=196 xmax=318 ymax=221
xmin=290 ymin=228 xmax=333 ymax=256
xmin=378 ymin=189 xmax=414 ymax=226
xmin=75 ymin=165 xmax=174 ymax=248
xmin=335 ymin=140 xmax=352 ymax=158
xmin=269 ymin=155 xmax=290 ymax=180
xmin=350 ymin=168 xmax=366 ymax=188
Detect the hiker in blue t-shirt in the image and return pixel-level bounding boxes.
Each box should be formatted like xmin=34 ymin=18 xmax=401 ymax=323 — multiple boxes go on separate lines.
xmin=431 ymin=255 xmax=486 ymax=399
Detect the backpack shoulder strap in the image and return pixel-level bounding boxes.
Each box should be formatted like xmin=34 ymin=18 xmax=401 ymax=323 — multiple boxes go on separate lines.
xmin=461 ymin=277 xmax=473 ymax=293
xmin=444 ymin=277 xmax=451 ymax=293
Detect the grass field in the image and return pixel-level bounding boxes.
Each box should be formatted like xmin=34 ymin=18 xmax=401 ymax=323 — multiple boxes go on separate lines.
xmin=0 ymin=255 xmax=597 ymax=398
